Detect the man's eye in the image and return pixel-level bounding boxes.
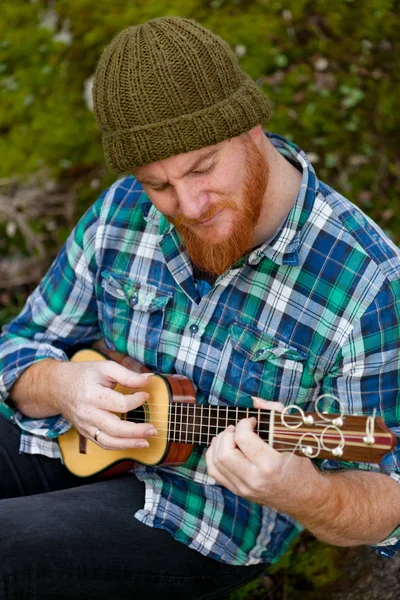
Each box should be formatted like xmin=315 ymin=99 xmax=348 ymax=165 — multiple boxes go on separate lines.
xmin=192 ymin=164 xmax=215 ymax=177
xmin=151 ymin=183 xmax=170 ymax=192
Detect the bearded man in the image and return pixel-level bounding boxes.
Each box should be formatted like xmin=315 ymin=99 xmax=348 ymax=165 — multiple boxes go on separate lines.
xmin=0 ymin=17 xmax=399 ymax=600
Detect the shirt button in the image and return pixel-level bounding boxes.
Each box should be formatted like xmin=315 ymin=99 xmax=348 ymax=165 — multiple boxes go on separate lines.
xmin=256 ymin=348 xmax=265 ymax=358
xmin=130 ymin=294 xmax=138 ymax=306
xmin=376 ymin=547 xmax=396 ymax=558
xmin=189 ymin=324 xmax=199 ymax=334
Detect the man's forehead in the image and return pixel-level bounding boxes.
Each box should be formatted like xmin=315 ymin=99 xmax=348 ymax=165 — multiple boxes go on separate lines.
xmin=133 ymin=141 xmax=225 ymax=181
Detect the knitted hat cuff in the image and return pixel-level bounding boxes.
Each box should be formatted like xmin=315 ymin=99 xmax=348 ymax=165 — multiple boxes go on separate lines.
xmin=102 ymin=77 xmax=271 ymax=173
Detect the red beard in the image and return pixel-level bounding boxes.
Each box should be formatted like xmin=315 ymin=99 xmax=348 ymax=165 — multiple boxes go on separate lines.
xmin=170 ymin=137 xmax=269 ymax=275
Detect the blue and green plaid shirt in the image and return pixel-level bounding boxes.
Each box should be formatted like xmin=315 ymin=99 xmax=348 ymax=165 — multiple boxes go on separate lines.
xmin=1 ymin=133 xmax=399 ymax=565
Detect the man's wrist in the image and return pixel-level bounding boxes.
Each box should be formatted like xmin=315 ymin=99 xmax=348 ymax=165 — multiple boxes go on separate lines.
xmin=275 ymin=459 xmax=333 ymax=535
xmin=10 ymin=358 xmax=66 ymax=418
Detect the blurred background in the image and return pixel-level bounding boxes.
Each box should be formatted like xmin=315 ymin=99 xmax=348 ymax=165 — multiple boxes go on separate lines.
xmin=1 ymin=1 xmax=399 ymax=598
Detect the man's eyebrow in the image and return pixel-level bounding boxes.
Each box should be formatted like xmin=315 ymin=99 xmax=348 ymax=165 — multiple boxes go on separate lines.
xmin=138 ymin=148 xmax=220 ymax=186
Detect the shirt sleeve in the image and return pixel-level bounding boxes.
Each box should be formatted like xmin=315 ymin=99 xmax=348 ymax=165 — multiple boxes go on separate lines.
xmin=0 ymin=194 xmax=105 ymax=437
xmin=318 ymin=279 xmax=400 ymax=548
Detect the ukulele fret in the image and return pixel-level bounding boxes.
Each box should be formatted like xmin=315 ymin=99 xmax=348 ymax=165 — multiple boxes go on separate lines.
xmin=180 ymin=403 xmax=183 ymax=445
xmin=200 ymin=404 xmax=204 ymax=445
xmin=185 ymin=404 xmax=189 ymax=443
xmin=207 ymin=404 xmax=211 ymax=446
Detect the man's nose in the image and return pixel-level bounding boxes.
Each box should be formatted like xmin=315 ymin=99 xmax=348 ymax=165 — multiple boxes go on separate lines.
xmin=174 ymin=183 xmax=208 ymax=221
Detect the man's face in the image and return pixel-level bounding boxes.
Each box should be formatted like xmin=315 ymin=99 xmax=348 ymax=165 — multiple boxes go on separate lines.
xmin=133 ymin=133 xmax=269 ymax=275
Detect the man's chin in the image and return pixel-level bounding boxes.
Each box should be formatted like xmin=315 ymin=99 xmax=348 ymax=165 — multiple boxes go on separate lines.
xmin=184 ymin=238 xmax=250 ymax=275
xmin=194 ymin=229 xmax=230 ymax=244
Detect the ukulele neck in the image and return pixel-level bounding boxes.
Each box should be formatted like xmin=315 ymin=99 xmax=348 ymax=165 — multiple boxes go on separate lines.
xmin=168 ymin=404 xmax=271 ymax=447
xmin=166 ymin=402 xmax=396 ymax=463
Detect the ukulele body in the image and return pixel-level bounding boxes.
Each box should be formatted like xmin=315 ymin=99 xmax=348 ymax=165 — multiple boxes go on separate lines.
xmin=58 ymin=349 xmax=195 ymax=477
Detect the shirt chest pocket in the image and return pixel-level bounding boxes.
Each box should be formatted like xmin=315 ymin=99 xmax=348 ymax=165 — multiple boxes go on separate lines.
xmin=100 ymin=271 xmax=172 ymax=368
xmin=209 ymin=320 xmax=307 ymax=407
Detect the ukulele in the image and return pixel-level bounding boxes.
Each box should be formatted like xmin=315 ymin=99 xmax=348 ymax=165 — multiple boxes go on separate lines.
xmin=58 ymin=349 xmax=397 ymax=478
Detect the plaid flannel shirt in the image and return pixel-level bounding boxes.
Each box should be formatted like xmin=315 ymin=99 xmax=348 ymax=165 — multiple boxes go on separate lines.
xmin=1 ymin=133 xmax=399 ymax=565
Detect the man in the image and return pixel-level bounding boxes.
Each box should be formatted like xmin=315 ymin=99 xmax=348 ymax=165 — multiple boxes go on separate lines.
xmin=0 ymin=16 xmax=399 ymax=600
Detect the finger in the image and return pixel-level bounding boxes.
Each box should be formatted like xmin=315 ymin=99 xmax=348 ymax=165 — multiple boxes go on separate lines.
xmin=209 ymin=426 xmax=251 ymax=478
xmin=212 ymin=424 xmax=237 ymax=453
xmin=209 ymin=425 xmax=237 ymax=467
xmin=101 ymin=361 xmax=154 ymax=389
xmin=92 ymin=429 xmax=151 ymax=450
xmin=100 ymin=409 xmax=158 ymax=439
xmin=234 ymin=418 xmax=281 ymax=465
xmin=94 ymin=388 xmax=151 ymax=413
xmin=204 ymin=453 xmax=238 ymax=492
xmin=88 ymin=413 xmax=157 ymax=449
xmin=206 ymin=433 xmax=252 ymax=493
xmin=251 ymin=396 xmax=284 ymax=413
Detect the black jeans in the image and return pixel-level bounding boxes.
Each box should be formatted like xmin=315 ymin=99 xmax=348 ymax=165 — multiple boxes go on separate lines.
xmin=0 ymin=415 xmax=264 ymax=599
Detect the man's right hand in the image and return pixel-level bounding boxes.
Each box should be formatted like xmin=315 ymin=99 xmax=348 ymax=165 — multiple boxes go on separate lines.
xmin=10 ymin=357 xmax=157 ymax=450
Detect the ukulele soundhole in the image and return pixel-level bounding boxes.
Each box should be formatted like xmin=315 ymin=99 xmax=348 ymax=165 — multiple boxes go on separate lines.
xmin=123 ymin=403 xmax=149 ymax=425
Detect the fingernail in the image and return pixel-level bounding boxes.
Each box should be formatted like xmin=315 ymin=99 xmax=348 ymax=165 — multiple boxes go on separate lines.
xmin=141 ymin=373 xmax=154 ymax=378
xmin=147 ymin=428 xmax=157 ymax=436
xmin=138 ymin=440 xmax=150 ymax=448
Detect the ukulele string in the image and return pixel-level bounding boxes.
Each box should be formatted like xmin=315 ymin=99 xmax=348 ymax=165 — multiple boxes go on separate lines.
xmin=120 ymin=407 xmax=311 ymax=424
xmin=112 ymin=422 xmax=346 ymax=445
xmin=121 ymin=414 xmax=340 ymax=431
xmin=120 ymin=432 xmax=339 ymax=451
xmin=121 ymin=417 xmax=321 ymax=435
xmin=119 ymin=403 xmax=343 ymax=428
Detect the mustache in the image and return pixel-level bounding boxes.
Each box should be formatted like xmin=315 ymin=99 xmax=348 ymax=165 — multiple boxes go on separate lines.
xmin=173 ymin=198 xmax=238 ymax=228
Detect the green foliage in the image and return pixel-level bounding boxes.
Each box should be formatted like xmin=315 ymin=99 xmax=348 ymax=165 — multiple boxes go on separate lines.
xmin=0 ymin=291 xmax=27 ymax=324
xmin=269 ymin=537 xmax=341 ymax=590
xmin=229 ymin=536 xmax=342 ymax=599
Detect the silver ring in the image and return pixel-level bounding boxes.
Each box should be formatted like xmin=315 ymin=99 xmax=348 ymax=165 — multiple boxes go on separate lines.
xmin=94 ymin=429 xmax=102 ymax=442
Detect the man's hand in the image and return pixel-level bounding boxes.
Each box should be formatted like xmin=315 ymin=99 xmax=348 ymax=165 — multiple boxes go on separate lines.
xmin=10 ymin=350 xmax=157 ymax=450
xmin=205 ymin=397 xmax=324 ymax=515
xmin=54 ymin=359 xmax=157 ymax=450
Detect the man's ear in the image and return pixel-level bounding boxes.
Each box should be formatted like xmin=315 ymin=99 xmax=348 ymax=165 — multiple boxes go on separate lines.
xmin=246 ymin=124 xmax=264 ymax=142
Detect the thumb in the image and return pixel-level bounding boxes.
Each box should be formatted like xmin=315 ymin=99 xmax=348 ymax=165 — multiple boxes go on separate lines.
xmin=252 ymin=396 xmax=284 ymax=413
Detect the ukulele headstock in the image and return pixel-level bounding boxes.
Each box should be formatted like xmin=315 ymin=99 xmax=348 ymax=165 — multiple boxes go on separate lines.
xmin=271 ymin=398 xmax=396 ymax=463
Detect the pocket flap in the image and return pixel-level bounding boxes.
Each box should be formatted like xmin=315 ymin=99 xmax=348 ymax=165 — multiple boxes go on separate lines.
xmin=101 ymin=271 xmax=172 ymax=312
xmin=229 ymin=320 xmax=307 ymax=363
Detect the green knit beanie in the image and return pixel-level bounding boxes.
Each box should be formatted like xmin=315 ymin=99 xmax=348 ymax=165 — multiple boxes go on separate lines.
xmin=92 ymin=17 xmax=272 ymax=172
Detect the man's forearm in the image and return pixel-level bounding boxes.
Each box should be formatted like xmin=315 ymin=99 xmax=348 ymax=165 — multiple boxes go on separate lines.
xmin=9 ymin=359 xmax=65 ymax=418
xmin=292 ymin=469 xmax=400 ymax=547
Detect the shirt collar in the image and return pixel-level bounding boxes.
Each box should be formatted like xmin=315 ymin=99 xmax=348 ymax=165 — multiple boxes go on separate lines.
xmin=247 ymin=133 xmax=319 ymax=267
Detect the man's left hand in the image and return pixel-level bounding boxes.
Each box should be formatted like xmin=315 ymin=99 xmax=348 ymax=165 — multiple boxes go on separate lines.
xmin=205 ymin=397 xmax=324 ymax=514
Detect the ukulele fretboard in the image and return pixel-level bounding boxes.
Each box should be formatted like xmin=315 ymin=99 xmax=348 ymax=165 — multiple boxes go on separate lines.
xmin=168 ymin=403 xmax=271 ymax=446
